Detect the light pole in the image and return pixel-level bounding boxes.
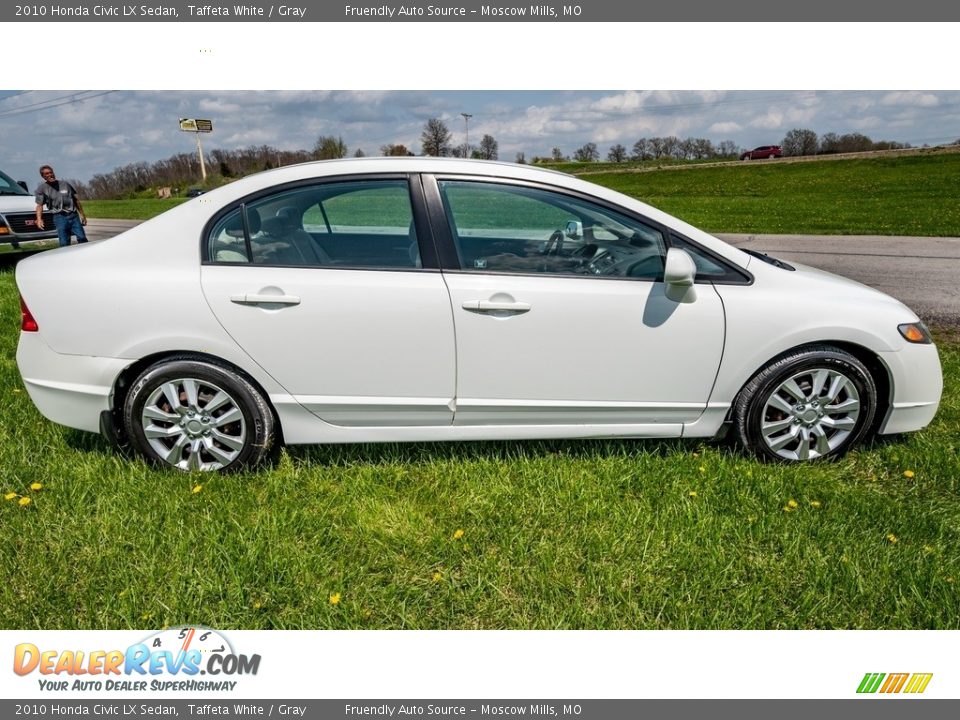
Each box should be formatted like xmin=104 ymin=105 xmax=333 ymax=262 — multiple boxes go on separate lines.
xmin=461 ymin=112 xmax=473 ymax=158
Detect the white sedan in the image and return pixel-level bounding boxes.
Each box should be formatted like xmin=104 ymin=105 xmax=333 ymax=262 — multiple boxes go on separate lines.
xmin=16 ymin=158 xmax=943 ymax=471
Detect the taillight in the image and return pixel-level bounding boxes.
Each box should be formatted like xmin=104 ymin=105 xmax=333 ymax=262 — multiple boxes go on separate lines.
xmin=20 ymin=295 xmax=38 ymax=332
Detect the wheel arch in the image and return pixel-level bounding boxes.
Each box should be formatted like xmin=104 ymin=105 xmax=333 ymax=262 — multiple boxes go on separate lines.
xmin=729 ymin=339 xmax=892 ymax=433
xmin=105 ymin=350 xmax=284 ymax=448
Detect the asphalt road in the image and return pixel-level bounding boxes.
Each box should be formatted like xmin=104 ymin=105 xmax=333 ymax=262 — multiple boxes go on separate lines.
xmin=58 ymin=221 xmax=960 ymax=325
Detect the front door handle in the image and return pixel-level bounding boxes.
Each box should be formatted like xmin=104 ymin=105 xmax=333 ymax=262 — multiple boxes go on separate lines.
xmin=230 ymin=293 xmax=301 ymax=306
xmin=462 ymin=300 xmax=531 ymax=314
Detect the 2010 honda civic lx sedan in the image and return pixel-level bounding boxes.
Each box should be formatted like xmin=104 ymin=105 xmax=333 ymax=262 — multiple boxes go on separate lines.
xmin=16 ymin=158 xmax=943 ymax=471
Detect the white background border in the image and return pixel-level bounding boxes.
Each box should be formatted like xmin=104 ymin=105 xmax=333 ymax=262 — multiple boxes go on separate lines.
xmin=3 ymin=19 xmax=959 ymax=701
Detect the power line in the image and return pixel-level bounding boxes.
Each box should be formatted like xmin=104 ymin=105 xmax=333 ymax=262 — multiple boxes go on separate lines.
xmin=0 ymin=91 xmax=115 ymax=119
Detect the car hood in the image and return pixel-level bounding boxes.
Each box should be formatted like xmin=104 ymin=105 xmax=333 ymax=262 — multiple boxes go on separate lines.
xmin=749 ymin=255 xmax=921 ymax=320
xmin=0 ymin=194 xmax=36 ymax=213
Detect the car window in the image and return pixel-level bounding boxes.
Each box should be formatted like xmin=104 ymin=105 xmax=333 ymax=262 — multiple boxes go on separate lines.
xmin=438 ymin=180 xmax=666 ymax=280
xmin=207 ymin=180 xmax=420 ymax=269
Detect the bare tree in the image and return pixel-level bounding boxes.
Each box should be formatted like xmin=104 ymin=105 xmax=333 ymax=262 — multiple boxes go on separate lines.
xmin=648 ymin=137 xmax=665 ymax=159
xmin=717 ymin=140 xmax=740 ymax=158
xmin=353 ymin=148 xmax=366 ymax=158
xmin=477 ymin=134 xmax=499 ymax=160
xmin=631 ymin=138 xmax=650 ymax=161
xmin=551 ymin=146 xmax=565 ymax=162
xmin=421 ymin=118 xmax=452 ymax=157
xmin=573 ymin=142 xmax=599 ymax=162
xmin=693 ymin=138 xmax=715 ymax=159
xmin=662 ymin=136 xmax=680 ymax=159
xmin=607 ymin=144 xmax=628 ymax=163
xmin=819 ymin=133 xmax=841 ymax=154
xmin=313 ymin=135 xmax=348 ymax=160
xmin=781 ymin=128 xmax=819 ymax=156
xmin=381 ymin=143 xmax=413 ymax=156
xmin=515 ymin=152 xmax=526 ymax=164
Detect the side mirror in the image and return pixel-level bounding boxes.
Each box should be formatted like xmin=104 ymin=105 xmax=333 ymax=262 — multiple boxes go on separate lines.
xmin=663 ymin=248 xmax=697 ymax=303
xmin=564 ymin=220 xmax=582 ymax=240
xmin=17 ymin=181 xmax=28 ymax=192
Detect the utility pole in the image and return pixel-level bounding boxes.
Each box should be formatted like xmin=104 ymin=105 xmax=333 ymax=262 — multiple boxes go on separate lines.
xmin=461 ymin=112 xmax=473 ymax=158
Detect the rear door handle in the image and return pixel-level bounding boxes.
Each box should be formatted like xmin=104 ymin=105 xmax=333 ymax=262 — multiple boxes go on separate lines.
xmin=462 ymin=300 xmax=531 ymax=314
xmin=230 ymin=293 xmax=301 ymax=306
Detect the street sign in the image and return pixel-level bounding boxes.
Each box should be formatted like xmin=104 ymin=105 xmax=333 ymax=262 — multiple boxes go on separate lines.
xmin=179 ymin=118 xmax=213 ymax=133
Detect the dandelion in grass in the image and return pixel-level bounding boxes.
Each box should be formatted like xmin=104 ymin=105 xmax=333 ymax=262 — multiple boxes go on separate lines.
xmin=810 ymin=501 xmax=822 ymax=509
xmin=329 ymin=593 xmax=341 ymax=605
xmin=782 ymin=505 xmax=794 ymax=513
xmin=18 ymin=497 xmax=31 ymax=507
xmin=698 ymin=466 xmax=706 ymax=473
xmin=30 ymin=483 xmax=42 ymax=491
xmin=787 ymin=499 xmax=798 ymax=509
xmin=903 ymin=470 xmax=916 ymax=479
xmin=4 ymin=492 xmax=16 ymax=501
xmin=192 ymin=484 xmax=202 ymax=494
xmin=453 ymin=529 xmax=465 ymax=540
xmin=923 ymin=545 xmax=935 ymax=554
xmin=887 ymin=533 xmax=898 ymax=544
xmin=252 ymin=600 xmax=263 ymax=610
xmin=432 ymin=571 xmax=443 ymax=583
xmin=688 ymin=491 xmax=698 ymax=498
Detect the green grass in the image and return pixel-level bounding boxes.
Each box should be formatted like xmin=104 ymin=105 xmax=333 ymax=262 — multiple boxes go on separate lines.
xmin=84 ymin=198 xmax=186 ymax=220
xmin=585 ymin=153 xmax=960 ymax=236
xmin=1 ymin=269 xmax=958 ymax=629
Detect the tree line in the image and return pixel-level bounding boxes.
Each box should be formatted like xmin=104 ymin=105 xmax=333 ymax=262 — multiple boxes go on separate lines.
xmin=779 ymin=128 xmax=914 ymax=156
xmin=78 ymin=115 xmax=935 ymax=199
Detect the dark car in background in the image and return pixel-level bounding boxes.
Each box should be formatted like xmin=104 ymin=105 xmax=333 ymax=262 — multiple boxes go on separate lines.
xmin=740 ymin=145 xmax=782 ymax=161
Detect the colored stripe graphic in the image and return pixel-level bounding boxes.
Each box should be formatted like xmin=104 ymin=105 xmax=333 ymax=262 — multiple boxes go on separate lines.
xmin=857 ymin=673 xmax=885 ymax=693
xmin=904 ymin=674 xmax=934 ymax=694
xmin=857 ymin=672 xmax=932 ymax=694
xmin=880 ymin=673 xmax=910 ymax=693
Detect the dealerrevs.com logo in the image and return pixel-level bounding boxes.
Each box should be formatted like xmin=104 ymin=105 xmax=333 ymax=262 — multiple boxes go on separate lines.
xmin=857 ymin=673 xmax=933 ymax=694
xmin=13 ymin=627 xmax=260 ymax=692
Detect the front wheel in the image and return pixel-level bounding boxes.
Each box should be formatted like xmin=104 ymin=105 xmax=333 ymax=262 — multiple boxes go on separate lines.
xmin=733 ymin=346 xmax=877 ymax=462
xmin=123 ymin=358 xmax=275 ymax=472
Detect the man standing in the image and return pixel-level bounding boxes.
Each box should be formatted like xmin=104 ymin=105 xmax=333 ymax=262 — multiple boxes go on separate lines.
xmin=35 ymin=165 xmax=88 ymax=247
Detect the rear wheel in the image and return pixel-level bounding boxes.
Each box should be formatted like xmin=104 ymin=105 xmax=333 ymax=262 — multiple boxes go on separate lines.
xmin=123 ymin=359 xmax=275 ymax=472
xmin=733 ymin=346 xmax=877 ymax=462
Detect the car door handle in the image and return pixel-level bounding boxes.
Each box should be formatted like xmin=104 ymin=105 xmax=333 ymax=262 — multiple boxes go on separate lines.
xmin=230 ymin=293 xmax=301 ymax=306
xmin=462 ymin=300 xmax=531 ymax=314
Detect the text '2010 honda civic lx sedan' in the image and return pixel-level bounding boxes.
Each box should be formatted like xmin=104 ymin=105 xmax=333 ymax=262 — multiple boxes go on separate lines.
xmin=16 ymin=158 xmax=943 ymax=471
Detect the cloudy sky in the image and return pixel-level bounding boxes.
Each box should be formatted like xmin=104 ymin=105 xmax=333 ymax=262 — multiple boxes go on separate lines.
xmin=1 ymin=89 xmax=958 ymax=186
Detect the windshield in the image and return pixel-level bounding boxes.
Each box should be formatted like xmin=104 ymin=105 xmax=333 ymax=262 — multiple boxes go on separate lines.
xmin=0 ymin=169 xmax=30 ymax=196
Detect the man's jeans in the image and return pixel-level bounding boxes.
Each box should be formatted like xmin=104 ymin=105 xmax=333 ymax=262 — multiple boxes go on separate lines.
xmin=52 ymin=211 xmax=88 ymax=247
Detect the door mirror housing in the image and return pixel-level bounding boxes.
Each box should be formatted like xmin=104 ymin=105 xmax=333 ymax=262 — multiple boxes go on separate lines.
xmin=564 ymin=220 xmax=583 ymax=240
xmin=664 ymin=247 xmax=697 ymax=303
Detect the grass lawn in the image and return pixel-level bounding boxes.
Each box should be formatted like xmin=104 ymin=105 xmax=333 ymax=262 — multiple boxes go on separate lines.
xmin=583 ymin=152 xmax=960 ymax=236
xmin=1 ymin=268 xmax=958 ymax=630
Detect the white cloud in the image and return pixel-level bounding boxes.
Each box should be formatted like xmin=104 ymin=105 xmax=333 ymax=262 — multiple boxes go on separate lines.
xmin=881 ymin=91 xmax=939 ymax=107
xmin=709 ymin=121 xmax=742 ymax=133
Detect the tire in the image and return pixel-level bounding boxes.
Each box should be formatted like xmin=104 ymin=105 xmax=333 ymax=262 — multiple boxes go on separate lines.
xmin=123 ymin=358 xmax=275 ymax=472
xmin=733 ymin=345 xmax=877 ymax=462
